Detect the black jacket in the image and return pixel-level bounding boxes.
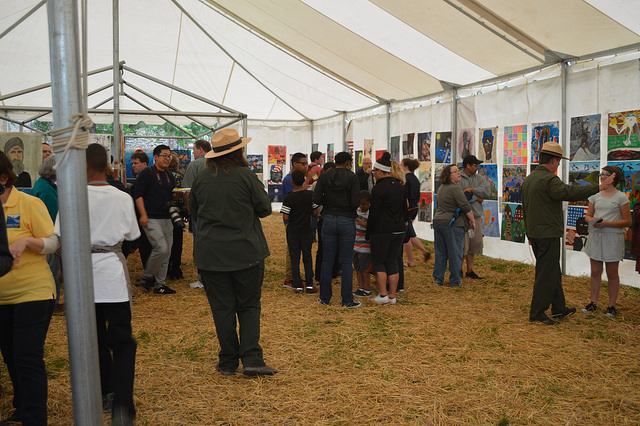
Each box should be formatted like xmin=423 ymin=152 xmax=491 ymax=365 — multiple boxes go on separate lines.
xmin=313 ymin=167 xmax=359 ymax=218
xmin=356 ymin=167 xmax=372 ymax=191
xmin=366 ymin=176 xmax=407 ymax=239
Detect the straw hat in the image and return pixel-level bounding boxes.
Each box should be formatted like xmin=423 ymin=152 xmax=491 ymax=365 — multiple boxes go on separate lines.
xmin=539 ymin=141 xmax=569 ymax=160
xmin=205 ymin=128 xmax=252 ymax=158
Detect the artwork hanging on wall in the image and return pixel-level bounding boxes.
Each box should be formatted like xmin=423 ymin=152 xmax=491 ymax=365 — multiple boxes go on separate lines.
xmin=173 ymin=149 xmax=191 ymax=176
xmin=268 ymin=164 xmax=283 ymax=184
xmin=402 ymin=133 xmax=415 ymax=158
xmin=0 ymin=132 xmax=43 ymax=188
xmin=457 ymin=129 xmax=474 ymax=162
xmin=268 ymin=145 xmax=286 ymax=165
xmin=608 ymin=110 xmax=640 ymax=160
xmin=364 ymin=139 xmax=373 ymax=159
xmin=501 ymin=202 xmax=525 ymax=243
xmin=327 ymin=143 xmax=335 ymax=162
xmin=503 ymin=125 xmax=527 ymax=165
xmin=418 ymin=161 xmax=432 ymax=192
xmin=482 ymin=200 xmax=500 ymax=238
xmin=124 ymin=149 xmax=154 ymax=179
xmin=417 ymin=132 xmax=431 ymax=162
xmin=566 ymin=205 xmax=589 ymax=251
xmin=347 ymin=140 xmax=354 ymax=156
xmin=435 ymin=131 xmax=451 ymax=163
xmin=569 ymin=114 xmax=600 ymax=161
xmin=607 ymin=161 xmax=640 ymax=206
xmin=478 ymin=127 xmax=497 ymax=164
xmin=434 ymin=163 xmax=446 ymax=193
xmin=477 ymin=164 xmax=498 ymax=200
xmin=247 ymin=154 xmax=264 ymax=175
xmin=502 ymin=165 xmax=526 ymax=203
xmin=355 ymin=150 xmax=363 ymax=168
xmin=390 ymin=136 xmax=400 ymax=162
xmin=568 ymin=161 xmax=600 ymax=206
xmin=375 ymin=150 xmax=387 ymax=160
xmin=530 ymin=122 xmax=559 ymax=164
xmin=417 ymin=192 xmax=432 ymax=222
xmin=268 ymin=184 xmax=284 ymax=202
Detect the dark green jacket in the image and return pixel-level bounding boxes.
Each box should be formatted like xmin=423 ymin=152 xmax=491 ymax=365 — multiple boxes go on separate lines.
xmin=190 ymin=165 xmax=271 ymax=272
xmin=522 ymin=166 xmax=598 ymax=238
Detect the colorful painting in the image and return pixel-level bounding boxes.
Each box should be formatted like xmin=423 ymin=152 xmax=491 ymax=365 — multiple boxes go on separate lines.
xmin=435 ymin=131 xmax=452 ymax=164
xmin=608 ymin=110 xmax=640 ymax=161
xmin=418 ymin=132 xmax=431 ymax=162
xmin=268 ymin=184 xmax=284 ymax=202
xmin=530 ymin=122 xmax=559 ymax=164
xmin=347 ymin=140 xmax=354 ymax=157
xmin=457 ymin=129 xmax=474 ymax=162
xmin=268 ymin=145 xmax=286 ymax=165
xmin=364 ymin=138 xmax=373 ymax=159
xmin=482 ymin=200 xmax=500 ymax=238
xmin=503 ymin=165 xmax=526 ymax=203
xmin=418 ymin=161 xmax=432 ymax=192
xmin=375 ymin=150 xmax=387 ymax=160
xmin=390 ymin=136 xmax=400 ymax=162
xmin=501 ymin=202 xmax=525 ymax=243
xmin=478 ymin=127 xmax=497 ymax=164
xmin=570 ymin=114 xmax=600 ymax=161
xmin=0 ymin=132 xmax=44 ymax=187
xmin=355 ymin=150 xmax=363 ymax=168
xmin=268 ymin=164 xmax=283 ymax=184
xmin=568 ymin=161 xmax=600 ymax=206
xmin=327 ymin=143 xmax=335 ymax=162
xmin=247 ymin=154 xmax=263 ymax=173
xmin=566 ymin=205 xmax=589 ymax=251
xmin=434 ymin=163 xmax=446 ymax=193
xmin=503 ymin=125 xmax=527 ymax=165
xmin=173 ymin=149 xmax=190 ymax=176
xmin=607 ymin=161 xmax=640 ymax=207
xmin=478 ymin=164 xmax=499 ymax=200
xmin=402 ymin=133 xmax=415 ymax=158
xmin=418 ymin=192 xmax=432 ymax=222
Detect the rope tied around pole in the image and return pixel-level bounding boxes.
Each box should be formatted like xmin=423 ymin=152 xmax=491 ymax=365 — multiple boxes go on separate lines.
xmin=49 ymin=112 xmax=93 ymax=170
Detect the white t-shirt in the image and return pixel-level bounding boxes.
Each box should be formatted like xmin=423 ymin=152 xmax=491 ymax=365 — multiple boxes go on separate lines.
xmin=55 ymin=185 xmax=140 ymax=303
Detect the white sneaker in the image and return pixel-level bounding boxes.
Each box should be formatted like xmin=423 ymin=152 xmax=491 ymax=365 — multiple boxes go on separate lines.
xmin=189 ymin=280 xmax=204 ymax=288
xmin=372 ymin=295 xmax=388 ymax=304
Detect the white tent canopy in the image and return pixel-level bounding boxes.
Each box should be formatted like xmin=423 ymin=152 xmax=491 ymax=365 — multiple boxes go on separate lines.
xmin=1 ymin=0 xmax=639 ymax=124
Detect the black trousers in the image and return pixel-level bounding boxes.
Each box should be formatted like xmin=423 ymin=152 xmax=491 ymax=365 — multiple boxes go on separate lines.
xmin=96 ymin=302 xmax=137 ymax=416
xmin=529 ymin=237 xmax=567 ymax=320
xmin=167 ymin=226 xmax=184 ymax=278
xmin=200 ymin=263 xmax=266 ymax=371
xmin=287 ymin=229 xmax=313 ymax=287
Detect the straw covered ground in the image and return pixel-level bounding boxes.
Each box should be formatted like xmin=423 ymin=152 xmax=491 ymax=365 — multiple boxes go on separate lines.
xmin=2 ymin=213 xmax=640 ymax=424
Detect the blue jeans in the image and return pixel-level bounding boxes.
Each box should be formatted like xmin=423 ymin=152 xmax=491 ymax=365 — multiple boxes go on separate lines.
xmin=433 ymin=223 xmax=465 ymax=287
xmin=319 ymin=215 xmax=356 ymax=305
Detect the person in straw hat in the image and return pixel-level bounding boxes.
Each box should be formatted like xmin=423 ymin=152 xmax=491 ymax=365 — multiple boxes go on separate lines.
xmin=189 ymin=128 xmax=277 ymax=376
xmin=522 ymin=141 xmax=614 ymax=325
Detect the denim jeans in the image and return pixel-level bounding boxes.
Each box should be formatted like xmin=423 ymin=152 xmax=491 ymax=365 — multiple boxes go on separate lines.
xmin=319 ymin=215 xmax=356 ymax=305
xmin=433 ymin=223 xmax=465 ymax=287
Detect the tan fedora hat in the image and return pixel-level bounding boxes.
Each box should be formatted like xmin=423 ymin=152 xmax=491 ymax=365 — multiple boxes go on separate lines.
xmin=539 ymin=141 xmax=569 ymax=160
xmin=205 ymin=128 xmax=252 ymax=158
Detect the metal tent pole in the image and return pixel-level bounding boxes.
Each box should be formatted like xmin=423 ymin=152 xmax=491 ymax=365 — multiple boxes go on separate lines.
xmin=561 ymin=61 xmax=568 ymax=275
xmin=342 ymin=111 xmax=347 ymax=152
xmin=386 ymin=102 xmax=391 ymax=151
xmin=451 ymin=87 xmax=458 ymax=163
xmin=46 ymin=1 xmax=102 ymax=424
xmin=242 ymin=114 xmax=248 ymax=138
xmin=113 ymin=0 xmax=122 ymax=181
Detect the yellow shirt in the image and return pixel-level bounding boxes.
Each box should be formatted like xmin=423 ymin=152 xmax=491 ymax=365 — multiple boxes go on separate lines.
xmin=0 ymin=188 xmax=55 ymax=304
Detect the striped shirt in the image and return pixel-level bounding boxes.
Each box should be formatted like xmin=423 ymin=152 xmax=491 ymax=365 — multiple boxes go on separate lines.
xmin=354 ymin=207 xmax=370 ymax=253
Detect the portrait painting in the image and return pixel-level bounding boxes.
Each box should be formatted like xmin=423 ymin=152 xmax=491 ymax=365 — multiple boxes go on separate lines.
xmin=0 ymin=132 xmax=44 ymax=188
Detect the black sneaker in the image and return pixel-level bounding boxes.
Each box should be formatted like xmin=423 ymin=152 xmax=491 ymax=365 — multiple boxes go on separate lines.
xmin=606 ymin=306 xmax=617 ymax=318
xmin=353 ymin=288 xmax=371 ymax=297
xmin=530 ymin=315 xmax=558 ymax=325
xmin=551 ymin=307 xmax=576 ymax=319
xmin=154 ymin=285 xmax=176 ymax=295
xmin=582 ymin=302 xmax=597 ymax=313
xmin=342 ymin=300 xmax=362 ymax=308
xmin=465 ymin=271 xmax=482 ymax=279
xmin=135 ymin=276 xmax=154 ymax=291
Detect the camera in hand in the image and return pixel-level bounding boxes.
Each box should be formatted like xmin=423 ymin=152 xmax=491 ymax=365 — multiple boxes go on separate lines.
xmin=165 ymin=201 xmax=185 ymax=229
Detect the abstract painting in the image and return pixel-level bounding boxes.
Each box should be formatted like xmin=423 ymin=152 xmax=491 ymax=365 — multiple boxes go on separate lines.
xmin=390 ymin=136 xmax=400 ymax=162
xmin=501 ymin=202 xmax=525 ymax=243
xmin=569 ymin=114 xmax=600 ymax=161
xmin=482 ymin=200 xmax=500 ymax=238
xmin=503 ymin=125 xmax=527 ymax=165
xmin=418 ymin=161 xmax=432 ymax=192
xmin=477 ymin=164 xmax=499 ymax=200
xmin=608 ymin=110 xmax=640 ymax=161
xmin=502 ymin=165 xmax=526 ymax=203
xmin=530 ymin=121 xmax=559 ymax=164
xmin=435 ymin=131 xmax=451 ymax=163
xmin=268 ymin=145 xmax=286 ymax=165
xmin=418 ymin=192 xmax=432 ymax=222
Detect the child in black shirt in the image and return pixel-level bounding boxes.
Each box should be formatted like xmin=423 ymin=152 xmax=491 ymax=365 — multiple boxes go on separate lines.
xmin=281 ymin=170 xmax=318 ymax=293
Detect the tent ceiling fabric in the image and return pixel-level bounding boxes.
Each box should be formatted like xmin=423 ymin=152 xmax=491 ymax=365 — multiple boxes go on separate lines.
xmin=1 ymin=0 xmax=639 ymax=124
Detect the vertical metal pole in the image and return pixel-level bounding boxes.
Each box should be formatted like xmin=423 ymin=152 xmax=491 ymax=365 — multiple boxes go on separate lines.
xmin=342 ymin=111 xmax=347 ymax=152
xmin=46 ymin=1 xmax=102 ymax=424
xmin=309 ymin=119 xmax=314 ymax=150
xmin=451 ymin=87 xmax=458 ymax=164
xmin=386 ymin=102 xmax=391 ymax=151
xmin=561 ymin=61 xmax=568 ymax=275
xmin=113 ymin=0 xmax=121 ymax=180
xmin=242 ymin=114 xmax=248 ymax=137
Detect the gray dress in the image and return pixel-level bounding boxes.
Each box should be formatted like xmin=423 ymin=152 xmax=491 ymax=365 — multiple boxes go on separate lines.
xmin=585 ymin=191 xmax=629 ymax=262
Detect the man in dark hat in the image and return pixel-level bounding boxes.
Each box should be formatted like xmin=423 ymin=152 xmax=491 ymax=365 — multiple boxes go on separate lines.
xmin=4 ymin=137 xmax=31 ymax=187
xmin=522 ymin=141 xmax=613 ymax=325
xmin=459 ymin=155 xmax=491 ymax=279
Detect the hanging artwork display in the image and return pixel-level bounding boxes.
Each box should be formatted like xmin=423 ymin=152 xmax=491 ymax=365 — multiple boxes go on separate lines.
xmin=311 ymin=143 xmax=318 ymax=153
xmin=268 ymin=145 xmax=286 ymax=165
xmin=501 ymin=203 xmax=525 ymax=243
xmin=355 ymin=150 xmax=363 ymax=168
xmin=530 ymin=122 xmax=559 ymax=164
xmin=569 ymin=114 xmax=600 ymax=161
xmin=567 ymin=161 xmax=600 ymax=206
xmin=502 ymin=165 xmax=526 ymax=203
xmin=457 ymin=129 xmax=474 ymax=162
xmin=503 ymin=125 xmax=527 ymax=165
xmin=375 ymin=150 xmax=387 ymax=160
xmin=566 ymin=205 xmax=589 ymax=251
xmin=417 ymin=132 xmax=431 ymax=162
xmin=605 ymin=161 xmax=639 ymax=259
xmin=247 ymin=154 xmax=264 ymax=174
xmin=327 ymin=143 xmax=335 ymax=162
xmin=347 ymin=140 xmax=354 ymax=157
xmin=124 ymin=149 xmax=153 ymax=179
xmin=418 ymin=161 xmax=432 ymax=192
xmin=607 ymin=110 xmax=640 ymax=160
xmin=390 ymin=136 xmax=400 ymax=162
xmin=402 ymin=133 xmax=415 ymax=158
xmin=478 ymin=127 xmax=497 ymax=164
xmin=482 ymin=200 xmax=500 ymax=238
xmin=268 ymin=184 xmax=284 ymax=202
xmin=268 ymin=164 xmax=283 ymax=184
xmin=417 ymin=192 xmax=432 ymax=222
xmin=364 ymin=138 xmax=373 ymax=159
xmin=173 ymin=150 xmax=191 ymax=176
xmin=435 ymin=131 xmax=451 ymax=163
xmin=0 ymin=132 xmax=43 ymax=188
xmin=477 ymin=164 xmax=499 ymax=200
xmin=434 ymin=163 xmax=446 ymax=193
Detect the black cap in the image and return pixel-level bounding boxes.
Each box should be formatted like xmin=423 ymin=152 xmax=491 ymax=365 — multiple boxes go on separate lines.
xmin=462 ymin=155 xmax=483 ymax=167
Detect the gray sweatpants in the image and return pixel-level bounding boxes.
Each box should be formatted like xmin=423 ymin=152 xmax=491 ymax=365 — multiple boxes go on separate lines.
xmin=143 ymin=218 xmax=173 ymax=288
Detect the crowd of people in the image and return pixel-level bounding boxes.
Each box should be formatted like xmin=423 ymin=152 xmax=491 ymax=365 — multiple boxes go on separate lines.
xmin=0 ymin=133 xmax=633 ymax=424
